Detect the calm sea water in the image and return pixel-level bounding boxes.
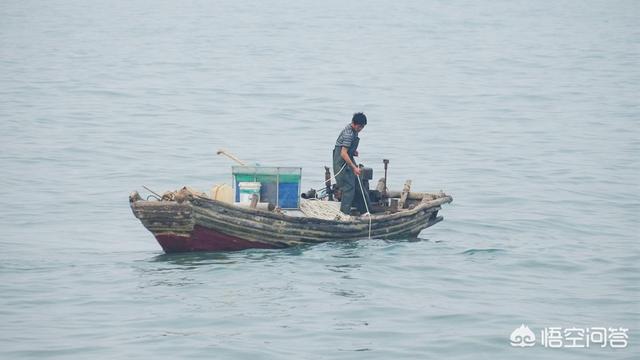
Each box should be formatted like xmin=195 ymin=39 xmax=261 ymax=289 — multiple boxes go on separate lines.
xmin=1 ymin=0 xmax=638 ymax=359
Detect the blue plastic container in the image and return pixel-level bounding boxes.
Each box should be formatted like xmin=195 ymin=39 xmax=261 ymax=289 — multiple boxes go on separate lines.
xmin=278 ymin=183 xmax=299 ymax=209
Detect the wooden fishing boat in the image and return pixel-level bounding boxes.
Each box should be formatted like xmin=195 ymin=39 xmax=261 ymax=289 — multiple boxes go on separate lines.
xmin=129 ymin=188 xmax=453 ymax=253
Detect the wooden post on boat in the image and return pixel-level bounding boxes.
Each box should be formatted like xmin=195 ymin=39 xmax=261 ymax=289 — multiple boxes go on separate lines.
xmin=382 ymin=191 xmax=437 ymax=201
xmin=324 ymin=166 xmax=333 ymax=201
xmin=376 ymin=178 xmax=386 ymax=193
xmin=390 ymin=198 xmax=399 ymax=212
xmin=398 ymin=180 xmax=412 ymax=209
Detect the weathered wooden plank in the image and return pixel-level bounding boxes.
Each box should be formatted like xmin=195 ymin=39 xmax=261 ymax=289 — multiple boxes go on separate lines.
xmin=134 ymin=196 xmax=442 ymax=236
xmin=196 ymin=198 xmax=436 ymax=235
xmin=131 ymin=191 xmax=451 ymax=249
xmin=195 ymin=202 xmax=435 ymax=241
xmin=191 ymin=195 xmax=437 ymax=226
xmin=193 ymin=204 xmax=422 ymax=240
xmin=194 ymin=209 xmax=435 ymax=245
xmin=383 ymin=191 xmax=444 ymax=201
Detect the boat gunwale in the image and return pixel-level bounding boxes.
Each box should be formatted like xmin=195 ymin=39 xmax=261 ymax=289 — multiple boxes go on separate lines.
xmin=187 ymin=194 xmax=451 ymax=225
xmin=130 ymin=193 xmax=452 ymax=233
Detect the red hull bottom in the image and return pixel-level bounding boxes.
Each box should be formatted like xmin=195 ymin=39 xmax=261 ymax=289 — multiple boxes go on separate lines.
xmin=155 ymin=225 xmax=279 ymax=253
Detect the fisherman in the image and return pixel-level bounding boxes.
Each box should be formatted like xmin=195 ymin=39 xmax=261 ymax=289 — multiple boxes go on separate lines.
xmin=333 ymin=112 xmax=371 ymax=215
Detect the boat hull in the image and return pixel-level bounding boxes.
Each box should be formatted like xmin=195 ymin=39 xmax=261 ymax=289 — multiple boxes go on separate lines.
xmin=155 ymin=225 xmax=280 ymax=253
xmin=130 ymin=194 xmax=451 ymax=253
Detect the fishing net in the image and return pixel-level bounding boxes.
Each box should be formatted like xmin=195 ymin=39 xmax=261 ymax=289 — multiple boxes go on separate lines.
xmin=299 ymin=198 xmax=352 ymax=221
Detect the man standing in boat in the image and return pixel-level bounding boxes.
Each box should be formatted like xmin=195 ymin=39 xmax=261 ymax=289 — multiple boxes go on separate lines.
xmin=333 ymin=112 xmax=371 ymax=215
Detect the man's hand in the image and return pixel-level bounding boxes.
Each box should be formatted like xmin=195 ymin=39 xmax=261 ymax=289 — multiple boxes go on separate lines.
xmin=353 ymin=166 xmax=362 ymax=176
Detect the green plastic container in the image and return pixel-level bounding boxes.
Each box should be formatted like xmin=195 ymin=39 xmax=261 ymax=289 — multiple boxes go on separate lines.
xmin=232 ymin=166 xmax=302 ymax=209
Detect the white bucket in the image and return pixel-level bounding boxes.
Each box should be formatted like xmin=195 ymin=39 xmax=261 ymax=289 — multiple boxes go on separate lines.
xmin=238 ymin=182 xmax=261 ymax=203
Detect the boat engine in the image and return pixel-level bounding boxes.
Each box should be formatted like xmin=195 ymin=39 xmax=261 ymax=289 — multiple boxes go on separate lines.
xmin=359 ymin=165 xmax=382 ymax=203
xmin=300 ymin=188 xmax=317 ymax=199
xmin=302 ymin=164 xmax=379 ymax=203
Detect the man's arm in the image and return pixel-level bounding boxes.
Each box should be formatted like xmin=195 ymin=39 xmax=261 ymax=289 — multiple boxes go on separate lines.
xmin=340 ymin=147 xmax=362 ymax=176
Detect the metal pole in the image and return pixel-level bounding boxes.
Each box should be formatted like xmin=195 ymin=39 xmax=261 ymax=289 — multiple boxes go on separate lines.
xmin=383 ymin=159 xmax=389 ymax=196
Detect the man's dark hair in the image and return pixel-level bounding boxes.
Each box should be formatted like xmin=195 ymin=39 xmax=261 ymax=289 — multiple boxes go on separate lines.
xmin=352 ymin=112 xmax=367 ymax=126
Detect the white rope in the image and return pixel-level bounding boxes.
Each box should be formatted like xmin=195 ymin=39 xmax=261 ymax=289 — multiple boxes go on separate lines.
xmin=310 ymin=163 xmax=347 ymax=191
xmin=355 ymin=166 xmax=373 ymax=239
